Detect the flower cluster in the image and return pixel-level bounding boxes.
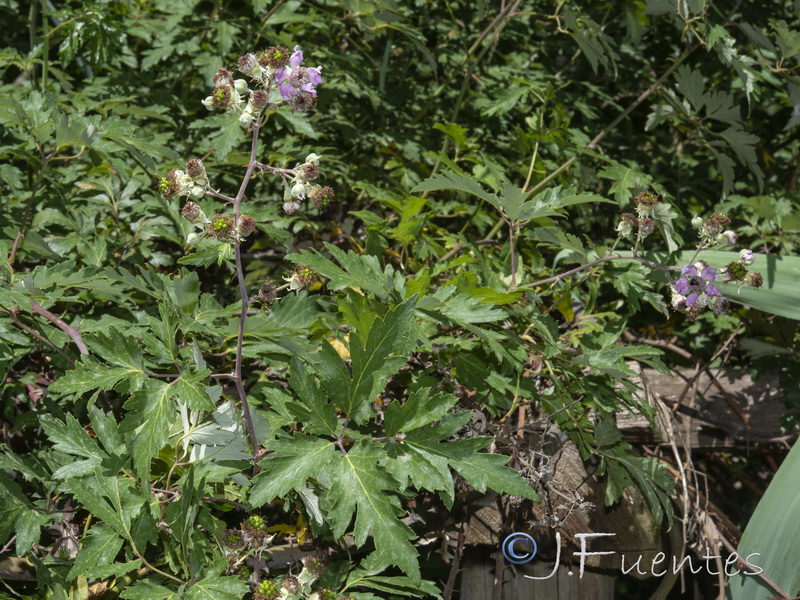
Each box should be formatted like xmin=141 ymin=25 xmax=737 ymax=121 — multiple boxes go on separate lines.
xmin=719 ymin=248 xmax=763 ymax=289
xmin=615 ymin=191 xmax=661 ymax=241
xmin=283 ymin=154 xmax=335 ymax=214
xmin=202 ymin=46 xmax=322 ymax=124
xmin=275 ymin=46 xmax=323 ymax=112
xmin=247 ymin=554 xmax=335 ymax=600
xmin=671 ymin=261 xmax=727 ymax=319
xmin=202 ymin=68 xmax=248 ymax=114
xmin=671 ymin=250 xmax=763 ymax=320
xmin=159 ymin=158 xmax=210 ymax=199
xmin=693 ymin=211 xmax=737 ymax=246
xmin=253 ymin=577 xmax=342 ymax=600
xmin=202 ymin=214 xmax=257 ymax=243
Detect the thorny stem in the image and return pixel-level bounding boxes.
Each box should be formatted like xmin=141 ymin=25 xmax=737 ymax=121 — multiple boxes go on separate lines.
xmin=524 ymin=253 xmax=676 ymax=289
xmin=8 ymin=310 xmax=74 ymax=364
xmin=335 ymin=417 xmax=351 ymax=455
xmin=206 ymin=189 xmax=236 ymax=203
xmin=30 ymin=301 xmax=89 ymax=355
xmin=232 ymin=115 xmax=268 ymax=476
xmin=203 ymin=496 xmax=248 ymax=511
xmin=508 ymin=220 xmax=517 ymax=288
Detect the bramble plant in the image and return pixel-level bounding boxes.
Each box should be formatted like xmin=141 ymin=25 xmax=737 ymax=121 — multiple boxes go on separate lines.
xmin=2 ymin=3 xmax=800 ymax=600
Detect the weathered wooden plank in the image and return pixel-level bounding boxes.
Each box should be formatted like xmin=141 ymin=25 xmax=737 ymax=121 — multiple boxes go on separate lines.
xmin=616 ymin=368 xmax=784 ymax=449
xmin=461 ymin=546 xmax=616 ymax=600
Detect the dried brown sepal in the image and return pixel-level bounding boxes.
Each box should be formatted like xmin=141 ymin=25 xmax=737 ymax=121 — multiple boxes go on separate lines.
xmin=181 ymin=201 xmax=202 ymax=223
xmin=186 ymin=158 xmax=204 ymax=179
xmin=254 ymin=281 xmax=278 ymax=306
xmin=703 ymin=212 xmax=731 ymax=236
xmin=222 ymin=529 xmax=246 ymax=549
xmin=310 ymin=186 xmax=335 ymax=210
xmin=250 ymin=90 xmax=269 ymax=111
xmin=638 ymin=218 xmax=655 ymax=236
xmin=634 ymin=190 xmax=659 ymax=206
xmin=213 ymin=68 xmax=234 ymax=87
xmin=237 ymin=53 xmax=258 ymax=74
xmin=237 ymin=215 xmax=256 ymax=237
xmin=259 ymin=46 xmax=291 ymax=69
xmin=302 ymin=555 xmax=327 ymax=576
xmin=281 ymin=576 xmax=300 ymax=594
xmin=300 ymin=162 xmax=320 ymax=180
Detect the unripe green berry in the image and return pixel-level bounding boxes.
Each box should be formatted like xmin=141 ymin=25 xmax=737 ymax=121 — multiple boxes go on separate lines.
xmin=248 ymin=515 xmax=265 ymax=530
xmin=257 ymin=579 xmax=278 ymax=596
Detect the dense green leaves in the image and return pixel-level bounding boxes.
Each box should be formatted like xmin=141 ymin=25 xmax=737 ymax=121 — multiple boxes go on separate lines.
xmin=249 ymin=435 xmax=335 ymax=506
xmin=2 ymin=1 xmax=798 ymax=597
xmin=328 ymin=441 xmax=421 ymax=582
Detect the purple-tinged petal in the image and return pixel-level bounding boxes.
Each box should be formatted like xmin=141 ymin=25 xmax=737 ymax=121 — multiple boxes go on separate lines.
xmin=290 ymin=47 xmax=304 ymax=68
xmin=681 ymin=265 xmax=697 ymax=277
xmin=308 ymin=66 xmax=323 ymax=85
xmin=279 ymin=82 xmax=294 ymax=100
xmin=706 ymin=284 xmax=722 ymax=297
xmin=299 ymin=83 xmax=317 ymax=94
xmin=686 ymin=292 xmax=699 ymax=307
xmin=701 ymin=266 xmax=717 ymax=281
xmin=275 ymin=67 xmax=289 ymax=82
xmin=675 ymin=278 xmax=689 ymax=295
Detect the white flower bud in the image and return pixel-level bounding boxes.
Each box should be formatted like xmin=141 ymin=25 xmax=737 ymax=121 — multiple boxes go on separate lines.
xmin=615 ymin=220 xmax=633 ymax=237
xmin=234 ymin=79 xmax=249 ymax=94
xmin=305 ymin=153 xmax=321 ymax=164
xmin=186 ymin=232 xmax=200 ymax=246
xmin=291 ymin=182 xmax=308 ymax=198
xmin=691 ymin=215 xmax=703 ymax=229
xmin=695 ymin=293 xmax=709 ymax=308
xmin=190 ymin=185 xmax=205 ymax=199
xmin=239 ymin=107 xmax=254 ymax=126
xmin=740 ymin=249 xmax=755 ymax=265
xmin=201 ymin=96 xmax=215 ymax=111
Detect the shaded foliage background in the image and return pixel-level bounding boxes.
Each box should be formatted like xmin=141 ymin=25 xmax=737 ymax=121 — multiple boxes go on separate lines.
xmin=1 ymin=0 xmax=799 ymax=598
